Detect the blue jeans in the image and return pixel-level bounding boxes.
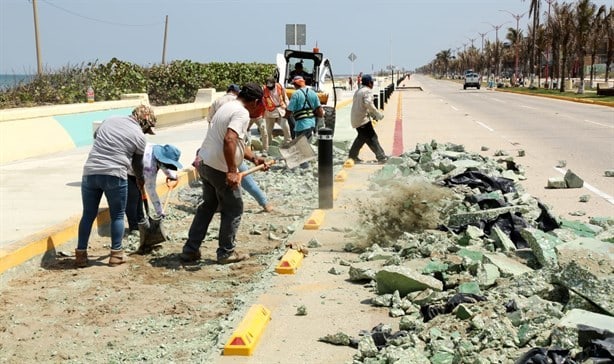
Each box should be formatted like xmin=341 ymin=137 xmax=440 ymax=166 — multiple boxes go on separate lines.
xmin=126 ymin=175 xmax=145 ymax=231
xmin=239 ymin=163 xmax=268 ymax=207
xmin=183 ymin=164 xmax=243 ymax=260
xmin=78 ymin=174 xmax=128 ymax=251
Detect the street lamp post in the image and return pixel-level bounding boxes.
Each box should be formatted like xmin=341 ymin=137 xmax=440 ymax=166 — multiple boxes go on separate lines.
xmin=545 ymin=0 xmax=556 ymax=89
xmin=483 ymin=21 xmax=510 ymax=80
xmin=499 ymin=10 xmax=528 ymax=86
xmin=478 ymin=31 xmax=491 ymax=75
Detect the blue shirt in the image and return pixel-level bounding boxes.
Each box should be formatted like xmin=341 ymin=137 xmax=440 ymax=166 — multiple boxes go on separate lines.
xmin=287 ymin=88 xmax=321 ymax=132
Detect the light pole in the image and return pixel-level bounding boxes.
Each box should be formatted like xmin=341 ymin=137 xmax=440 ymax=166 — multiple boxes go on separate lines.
xmin=477 ymin=31 xmax=491 ymax=75
xmin=499 ymin=10 xmax=527 ymax=86
xmin=32 ymin=0 xmax=43 ymax=75
xmin=483 ymin=21 xmax=510 ymax=79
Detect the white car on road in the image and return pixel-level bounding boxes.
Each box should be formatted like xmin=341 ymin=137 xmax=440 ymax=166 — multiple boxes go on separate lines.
xmin=464 ymin=73 xmax=481 ymax=90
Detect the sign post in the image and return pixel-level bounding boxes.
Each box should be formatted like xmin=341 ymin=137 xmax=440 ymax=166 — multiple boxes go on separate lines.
xmin=285 ymin=24 xmax=306 ymax=50
xmin=348 ymin=52 xmax=357 ymax=90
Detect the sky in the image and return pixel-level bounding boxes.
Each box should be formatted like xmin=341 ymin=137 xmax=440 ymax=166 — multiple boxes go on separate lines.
xmin=1 ymin=0 xmax=611 ymax=76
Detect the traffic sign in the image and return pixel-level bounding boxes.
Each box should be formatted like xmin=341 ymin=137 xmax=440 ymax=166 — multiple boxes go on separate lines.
xmin=348 ymin=52 xmax=357 ymax=62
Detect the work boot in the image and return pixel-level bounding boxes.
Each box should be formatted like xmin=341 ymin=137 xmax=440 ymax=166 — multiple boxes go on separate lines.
xmin=75 ymin=249 xmax=88 ymax=268
xmin=217 ymin=251 xmax=250 ymax=264
xmin=108 ymin=249 xmax=126 ymax=266
xmin=263 ymin=204 xmax=274 ymax=213
xmin=179 ymin=250 xmax=201 ymax=263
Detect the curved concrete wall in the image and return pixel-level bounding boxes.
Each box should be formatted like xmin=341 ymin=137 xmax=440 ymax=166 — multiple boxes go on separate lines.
xmin=0 ymin=89 xmax=217 ymax=164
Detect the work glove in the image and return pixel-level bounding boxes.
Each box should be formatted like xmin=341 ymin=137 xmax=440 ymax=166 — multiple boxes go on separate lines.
xmin=374 ymin=111 xmax=384 ymax=121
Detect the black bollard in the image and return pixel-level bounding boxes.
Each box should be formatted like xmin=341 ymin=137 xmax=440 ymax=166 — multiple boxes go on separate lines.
xmin=379 ymin=89 xmax=385 ymax=110
xmin=318 ymin=127 xmax=333 ymax=209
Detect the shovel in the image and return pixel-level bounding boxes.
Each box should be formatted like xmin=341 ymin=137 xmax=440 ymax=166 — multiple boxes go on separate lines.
xmin=137 ymin=180 xmax=176 ymax=252
xmin=278 ymin=135 xmax=316 ymax=169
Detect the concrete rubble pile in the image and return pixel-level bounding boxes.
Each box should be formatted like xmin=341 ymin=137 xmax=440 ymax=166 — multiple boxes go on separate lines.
xmin=318 ymin=141 xmax=614 ymax=364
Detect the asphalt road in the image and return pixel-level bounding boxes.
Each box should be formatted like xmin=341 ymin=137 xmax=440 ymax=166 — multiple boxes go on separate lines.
xmin=401 ymin=75 xmax=613 ymax=218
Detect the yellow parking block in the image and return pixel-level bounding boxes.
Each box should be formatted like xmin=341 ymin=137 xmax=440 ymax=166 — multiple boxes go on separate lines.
xmin=304 ymin=209 xmax=325 ymax=230
xmin=343 ymin=159 xmax=355 ymax=168
xmin=333 ymin=186 xmax=339 ymax=200
xmin=223 ymin=304 xmax=272 ymax=356
xmin=275 ymin=249 xmax=305 ymax=274
xmin=335 ymin=170 xmax=348 ymax=182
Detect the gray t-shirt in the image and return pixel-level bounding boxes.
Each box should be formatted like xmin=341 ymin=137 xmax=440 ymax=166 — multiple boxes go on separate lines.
xmin=83 ymin=115 xmax=146 ymax=179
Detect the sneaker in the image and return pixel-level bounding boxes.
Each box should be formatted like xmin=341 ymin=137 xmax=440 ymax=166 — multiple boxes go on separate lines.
xmin=377 ymin=157 xmax=389 ymax=164
xmin=179 ymin=250 xmax=201 ymax=263
xmin=217 ymin=251 xmax=250 ymax=264
xmin=349 ymin=157 xmax=364 ymax=164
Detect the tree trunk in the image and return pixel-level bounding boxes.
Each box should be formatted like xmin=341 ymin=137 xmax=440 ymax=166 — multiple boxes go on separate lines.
xmin=577 ymin=50 xmax=586 ymax=94
xmin=606 ymin=38 xmax=613 ymax=82
xmin=560 ymin=47 xmax=567 ymax=92
xmin=589 ymin=52 xmax=596 ymax=88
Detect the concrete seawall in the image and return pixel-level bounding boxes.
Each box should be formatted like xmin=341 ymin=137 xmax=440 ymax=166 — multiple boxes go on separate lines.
xmin=0 ymin=89 xmax=218 ymax=164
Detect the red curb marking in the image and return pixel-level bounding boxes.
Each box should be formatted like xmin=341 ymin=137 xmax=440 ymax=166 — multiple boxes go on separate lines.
xmin=392 ymin=93 xmax=404 ymax=156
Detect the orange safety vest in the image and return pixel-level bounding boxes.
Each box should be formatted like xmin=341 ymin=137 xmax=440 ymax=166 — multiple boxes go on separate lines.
xmin=263 ymin=83 xmax=286 ymax=112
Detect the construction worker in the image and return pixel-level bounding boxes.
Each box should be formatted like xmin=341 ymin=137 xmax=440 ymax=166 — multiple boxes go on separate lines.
xmin=348 ymin=74 xmax=388 ymax=164
xmin=180 ymin=83 xmax=269 ymax=264
xmin=263 ymin=77 xmax=292 ymax=146
xmin=76 ymin=105 xmax=155 ymax=268
xmin=208 ymin=84 xmax=240 ymax=124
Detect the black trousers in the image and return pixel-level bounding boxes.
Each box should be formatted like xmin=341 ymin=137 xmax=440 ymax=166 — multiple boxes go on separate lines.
xmin=348 ymin=122 xmax=386 ymax=161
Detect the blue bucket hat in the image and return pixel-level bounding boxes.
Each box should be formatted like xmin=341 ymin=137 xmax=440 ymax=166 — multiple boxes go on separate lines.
xmin=153 ymin=144 xmax=183 ymax=170
xmin=227 ymin=84 xmax=241 ymax=93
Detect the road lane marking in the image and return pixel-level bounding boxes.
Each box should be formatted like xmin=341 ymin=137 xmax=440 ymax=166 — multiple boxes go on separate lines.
xmin=450 ymin=105 xmax=459 ymax=111
xmin=491 ymin=98 xmax=504 ymax=103
xmin=554 ymin=167 xmax=614 ymax=205
xmin=475 ymin=121 xmax=494 ymax=132
xmin=584 ymin=119 xmax=614 ymax=128
xmin=521 ymin=105 xmax=537 ymax=110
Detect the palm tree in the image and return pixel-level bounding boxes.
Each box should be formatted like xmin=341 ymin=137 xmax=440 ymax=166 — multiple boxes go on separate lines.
xmin=574 ymin=0 xmax=600 ymax=94
xmin=523 ymin=0 xmax=541 ymax=88
xmin=554 ymin=2 xmax=574 ymax=92
xmin=605 ymin=7 xmax=614 ymax=82
xmin=546 ymin=4 xmax=562 ymax=89
xmin=587 ymin=5 xmax=607 ymax=88
xmin=435 ymin=49 xmax=452 ymax=77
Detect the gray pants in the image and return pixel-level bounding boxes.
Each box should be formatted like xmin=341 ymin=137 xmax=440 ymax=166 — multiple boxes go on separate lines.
xmin=183 ymin=163 xmax=243 ymax=259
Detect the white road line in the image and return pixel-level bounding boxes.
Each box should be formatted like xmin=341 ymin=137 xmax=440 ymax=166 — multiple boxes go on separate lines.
xmin=521 ymin=105 xmax=537 ymax=110
xmin=491 ymin=98 xmax=504 ymax=103
xmin=450 ymin=105 xmax=459 ymax=111
xmin=584 ymin=119 xmax=614 ymax=128
xmin=554 ymin=167 xmax=614 ymax=205
xmin=476 ymin=121 xmax=494 ymax=132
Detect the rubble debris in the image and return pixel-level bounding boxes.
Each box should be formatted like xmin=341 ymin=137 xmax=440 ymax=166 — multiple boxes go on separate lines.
xmin=420 ymin=293 xmax=486 ymax=322
xmin=520 ymin=228 xmax=563 ymax=267
xmin=605 ymin=170 xmax=614 ymax=177
xmin=517 ymin=150 xmax=526 ymax=157
xmin=318 ymin=332 xmax=351 ymax=346
xmin=569 ymin=210 xmax=586 ymax=217
xmin=557 ymin=160 xmax=567 ymax=168
xmin=328 ymin=267 xmax=342 ymax=275
xmin=547 ymin=177 xmax=567 ymax=189
xmin=564 ymin=170 xmax=584 ymax=188
xmin=554 ymin=262 xmax=614 ymax=315
xmin=296 ymin=305 xmax=307 ymax=316
xmin=578 ymin=195 xmax=590 ymax=203
xmin=375 ymin=266 xmax=443 ymax=296
xmin=550 ymin=309 xmax=614 ymax=350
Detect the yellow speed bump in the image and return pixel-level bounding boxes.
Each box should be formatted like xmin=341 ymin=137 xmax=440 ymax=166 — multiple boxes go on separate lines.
xmin=223 ymin=304 xmax=272 ymax=356
xmin=303 ymin=209 xmax=325 ymax=230
xmin=275 ymin=249 xmax=305 ymax=274
xmin=343 ymin=158 xmax=355 ymax=168
xmin=335 ymin=170 xmax=348 ymax=182
xmin=333 ymin=186 xmax=339 ymax=200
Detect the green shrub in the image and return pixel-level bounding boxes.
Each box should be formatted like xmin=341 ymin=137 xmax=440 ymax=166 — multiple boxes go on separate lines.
xmin=0 ymin=59 xmax=276 ymax=109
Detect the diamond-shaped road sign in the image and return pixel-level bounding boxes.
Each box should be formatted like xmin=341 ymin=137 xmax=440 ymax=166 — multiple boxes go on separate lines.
xmin=348 ymin=52 xmax=357 ymax=62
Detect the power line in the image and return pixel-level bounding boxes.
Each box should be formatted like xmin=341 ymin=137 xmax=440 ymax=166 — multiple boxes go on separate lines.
xmin=39 ymin=0 xmax=163 ymax=27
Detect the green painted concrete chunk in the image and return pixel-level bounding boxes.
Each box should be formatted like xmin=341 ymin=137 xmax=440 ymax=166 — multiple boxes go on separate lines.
xmin=560 ymin=220 xmax=604 ymax=238
xmin=521 ymin=228 xmax=563 ymax=267
xmin=376 ymin=266 xmax=443 ymax=296
xmin=458 ymin=281 xmax=481 ymax=295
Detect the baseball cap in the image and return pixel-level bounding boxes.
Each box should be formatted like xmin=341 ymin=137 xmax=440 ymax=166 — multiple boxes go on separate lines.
xmin=227 ymin=84 xmax=241 ymax=93
xmin=238 ymin=82 xmax=264 ymax=101
xmin=361 ymin=74 xmax=374 ymax=85
xmin=132 ymin=105 xmax=156 ymax=135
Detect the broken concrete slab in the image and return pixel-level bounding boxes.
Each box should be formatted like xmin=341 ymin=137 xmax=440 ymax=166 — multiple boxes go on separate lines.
xmin=560 ymin=219 xmax=604 ymax=238
xmin=452 ymin=160 xmax=482 ymax=170
xmin=422 ymin=260 xmax=449 ymax=275
xmin=547 ymin=177 xmax=567 ymax=189
xmin=589 ymin=216 xmax=614 ymax=229
xmin=564 ymin=169 xmax=584 ymax=188
xmin=454 ymin=304 xmax=475 ymax=320
xmin=477 ymin=263 xmax=500 ymax=288
xmin=550 ymin=309 xmax=614 ymax=350
xmin=458 ymin=281 xmax=481 ymax=295
xmin=555 ymin=238 xmax=614 ymax=267
xmin=348 ymin=262 xmax=382 ymax=282
xmin=448 ymin=206 xmax=521 ymax=227
xmin=520 ymin=228 xmax=563 ymax=267
xmin=484 ymin=253 xmax=533 ymax=277
xmin=554 ymin=261 xmax=614 ymax=316
xmin=605 ymin=169 xmax=614 ymax=177
xmin=376 ymin=266 xmax=443 ymax=296
xmin=490 ymin=226 xmax=516 ymax=252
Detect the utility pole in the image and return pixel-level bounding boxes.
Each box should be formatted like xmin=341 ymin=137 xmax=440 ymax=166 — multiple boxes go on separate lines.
xmin=161 ymin=15 xmax=169 ymax=64
xmin=32 ymin=0 xmax=43 ymax=75
xmin=483 ymin=21 xmax=510 ymax=79
xmin=478 ymin=31 xmax=491 ymax=75
xmin=500 ymin=10 xmax=528 ymax=86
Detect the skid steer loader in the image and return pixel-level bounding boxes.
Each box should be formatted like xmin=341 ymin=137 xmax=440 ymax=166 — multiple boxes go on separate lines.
xmin=274 ymin=48 xmax=337 ymax=135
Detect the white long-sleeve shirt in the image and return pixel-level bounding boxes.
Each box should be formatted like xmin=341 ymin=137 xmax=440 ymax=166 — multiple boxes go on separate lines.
xmin=143 ymin=144 xmax=177 ymax=216
xmin=350 ymin=86 xmax=383 ymax=128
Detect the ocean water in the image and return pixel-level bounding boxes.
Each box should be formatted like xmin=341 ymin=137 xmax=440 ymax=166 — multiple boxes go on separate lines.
xmin=0 ymin=74 xmax=33 ymax=89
